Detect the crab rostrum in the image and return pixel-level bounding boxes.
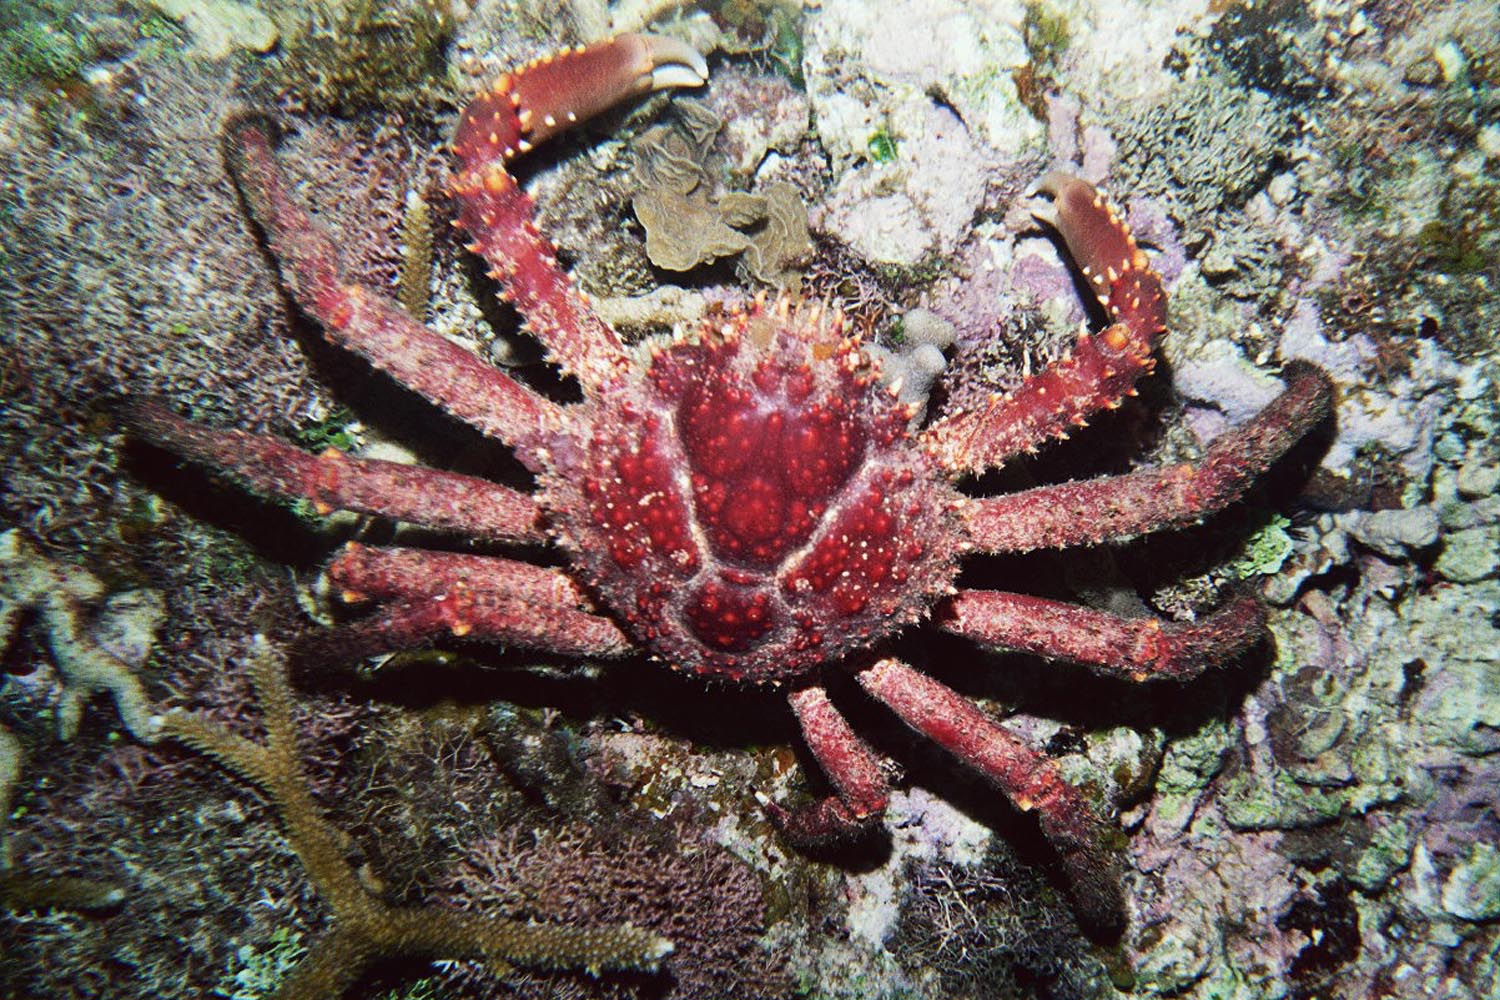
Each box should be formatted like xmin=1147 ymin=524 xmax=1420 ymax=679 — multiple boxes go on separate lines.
xmin=137 ymin=34 xmax=1332 ymax=932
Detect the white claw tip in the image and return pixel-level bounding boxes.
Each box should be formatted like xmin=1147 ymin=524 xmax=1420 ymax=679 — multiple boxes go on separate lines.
xmin=638 ymin=34 xmax=709 ymax=90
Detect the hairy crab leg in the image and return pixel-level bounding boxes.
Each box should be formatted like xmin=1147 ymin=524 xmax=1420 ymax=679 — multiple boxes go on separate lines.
xmin=923 ymin=176 xmax=1165 ymax=477
xmin=940 ymin=591 xmax=1266 ymax=681
xmin=325 ymin=543 xmax=594 ymax=613
xmin=301 ymin=587 xmax=630 ymax=665
xmin=766 ymin=685 xmax=890 ymax=845
xmin=962 ymin=363 xmax=1333 ymax=553
xmin=853 ymin=657 xmax=1126 ymax=934
xmin=222 ymin=114 xmax=559 ymax=463
xmin=131 ymin=405 xmax=546 ymax=543
xmin=299 ymin=547 xmax=632 ymax=663
xmin=449 ymin=34 xmax=707 ymax=393
xmin=298 ymin=596 xmax=630 ymax=663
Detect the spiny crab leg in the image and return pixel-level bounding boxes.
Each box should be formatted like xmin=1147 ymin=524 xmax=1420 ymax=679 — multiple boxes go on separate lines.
xmin=326 ymin=543 xmax=596 ymax=613
xmin=962 ymin=363 xmax=1333 ymax=553
xmin=922 ymin=176 xmax=1165 ymax=477
xmin=853 ymin=657 xmax=1126 ymax=935
xmin=131 ymin=405 xmax=546 ymax=544
xmin=222 ymin=115 xmax=559 ymax=464
xmin=299 ymin=543 xmax=632 ymax=663
xmin=449 ymin=35 xmax=708 ymax=394
xmin=767 ymin=685 xmax=890 ymax=845
xmin=940 ymin=591 xmax=1267 ymax=682
xmin=298 ymin=593 xmax=629 ymax=664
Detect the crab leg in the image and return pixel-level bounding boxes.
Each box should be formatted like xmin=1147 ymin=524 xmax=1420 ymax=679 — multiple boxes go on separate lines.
xmin=301 ymin=544 xmax=631 ymax=662
xmin=923 ymin=176 xmax=1165 ymax=476
xmin=299 ymin=591 xmax=630 ymax=663
xmin=449 ymin=35 xmax=707 ymax=393
xmin=223 ymin=115 xmax=559 ymax=465
xmin=853 ymin=657 xmax=1125 ymax=933
xmin=132 ymin=405 xmax=545 ymax=543
xmin=962 ymin=364 xmax=1333 ymax=553
xmin=767 ymin=685 xmax=890 ymax=845
xmin=325 ymin=543 xmax=591 ymax=611
xmin=940 ymin=591 xmax=1266 ymax=681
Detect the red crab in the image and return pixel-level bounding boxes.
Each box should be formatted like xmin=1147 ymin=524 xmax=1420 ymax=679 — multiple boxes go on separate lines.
xmin=137 ymin=34 xmax=1331 ymax=931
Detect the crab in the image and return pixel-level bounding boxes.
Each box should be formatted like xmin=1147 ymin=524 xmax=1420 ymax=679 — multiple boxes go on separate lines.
xmin=136 ymin=34 xmax=1332 ymax=932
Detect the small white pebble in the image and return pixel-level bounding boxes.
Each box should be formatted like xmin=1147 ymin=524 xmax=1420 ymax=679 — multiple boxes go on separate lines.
xmin=1478 ymin=124 xmax=1500 ymax=160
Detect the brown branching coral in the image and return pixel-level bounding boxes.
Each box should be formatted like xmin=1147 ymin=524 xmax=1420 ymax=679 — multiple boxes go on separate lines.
xmin=160 ymin=639 xmax=673 ymax=1000
xmin=397 ymin=189 xmax=435 ymax=321
xmin=0 ymin=726 xmax=18 ymax=867
xmin=443 ymin=823 xmax=790 ymax=999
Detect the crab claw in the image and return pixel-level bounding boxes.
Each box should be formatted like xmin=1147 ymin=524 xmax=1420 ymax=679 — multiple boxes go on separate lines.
xmin=1030 ymin=172 xmax=1165 ymax=343
xmin=455 ymin=34 xmax=707 ymax=167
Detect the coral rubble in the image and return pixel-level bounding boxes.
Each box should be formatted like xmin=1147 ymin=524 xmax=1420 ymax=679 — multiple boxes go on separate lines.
xmin=0 ymin=530 xmax=161 ymax=742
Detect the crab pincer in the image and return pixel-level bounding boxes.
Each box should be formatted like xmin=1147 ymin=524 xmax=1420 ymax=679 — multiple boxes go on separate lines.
xmin=451 ymin=34 xmax=708 ymax=167
xmin=447 ymin=35 xmax=707 ymax=392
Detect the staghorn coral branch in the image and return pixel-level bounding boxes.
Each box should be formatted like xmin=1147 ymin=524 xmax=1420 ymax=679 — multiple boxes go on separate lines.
xmin=160 ymin=637 xmax=671 ymax=1000
xmin=0 ymin=725 xmax=19 ymax=871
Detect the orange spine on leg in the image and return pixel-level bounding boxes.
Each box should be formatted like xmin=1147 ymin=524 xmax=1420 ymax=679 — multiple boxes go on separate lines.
xmin=922 ymin=175 xmax=1169 ymax=475
xmin=451 ymin=34 xmax=705 ymax=171
xmin=1039 ymin=175 xmax=1166 ymax=340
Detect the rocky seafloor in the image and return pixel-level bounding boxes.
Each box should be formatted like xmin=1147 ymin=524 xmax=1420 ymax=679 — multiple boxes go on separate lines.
xmin=1 ymin=1 xmax=1497 ymax=998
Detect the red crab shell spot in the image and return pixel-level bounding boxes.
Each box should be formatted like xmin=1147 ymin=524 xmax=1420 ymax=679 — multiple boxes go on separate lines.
xmin=783 ymin=364 xmax=816 ymax=403
xmin=587 ymin=437 xmax=696 ymax=576
xmin=783 ymin=485 xmax=903 ymax=613
xmin=719 ymin=474 xmax=785 ymax=547
xmin=608 ymin=537 xmax=644 ymax=570
xmin=677 ymin=381 xmax=767 ymax=479
xmin=683 ymin=579 xmax=776 ymax=651
xmin=780 ymin=402 xmax=865 ymax=499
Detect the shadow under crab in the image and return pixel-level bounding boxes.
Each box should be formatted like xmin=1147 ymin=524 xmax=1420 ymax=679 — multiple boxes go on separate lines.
xmin=132 ymin=33 xmax=1333 ymax=934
